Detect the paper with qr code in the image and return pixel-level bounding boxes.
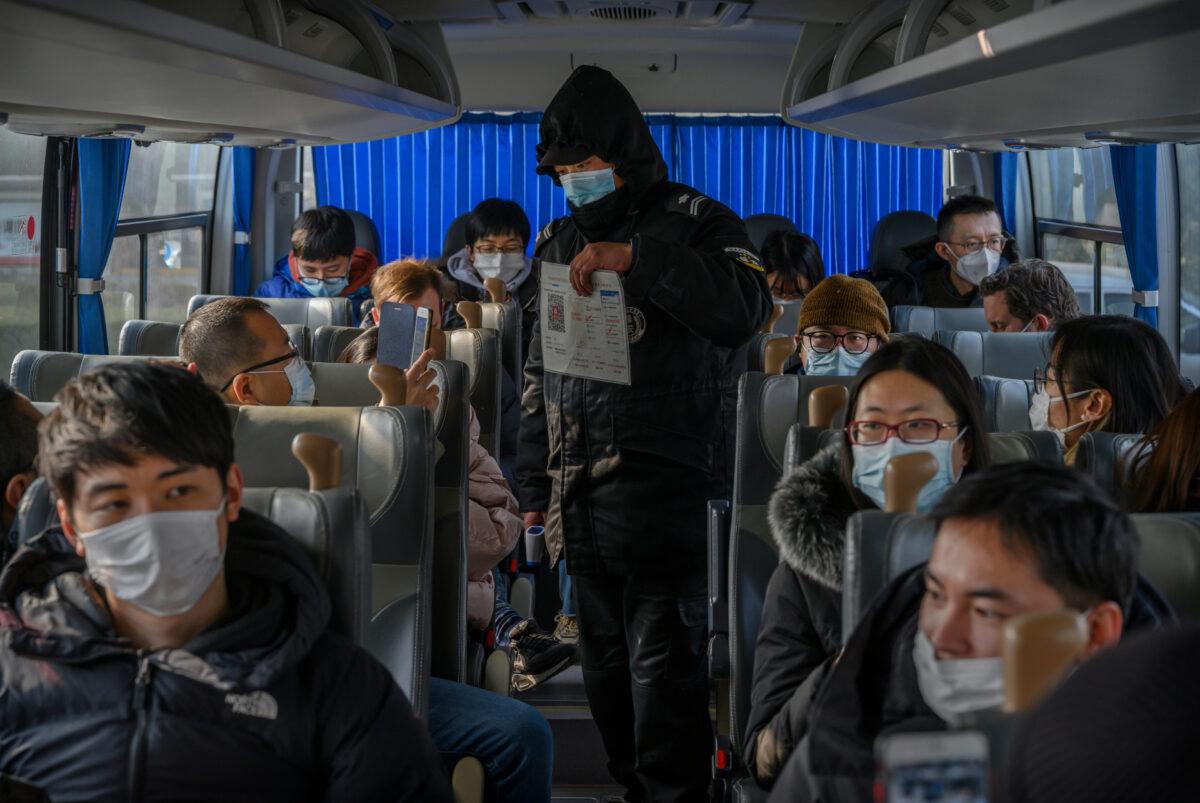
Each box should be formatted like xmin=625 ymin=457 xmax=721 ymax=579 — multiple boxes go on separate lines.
xmin=539 ymin=262 xmax=631 ymax=385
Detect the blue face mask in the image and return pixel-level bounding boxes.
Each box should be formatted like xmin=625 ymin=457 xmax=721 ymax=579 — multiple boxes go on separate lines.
xmin=851 ymin=429 xmax=967 ymax=513
xmin=300 ymin=276 xmax=349 ymax=297
xmin=282 ymin=358 xmax=316 ymax=406
xmin=560 ymin=167 xmax=617 ymax=208
xmin=805 ymin=345 xmax=872 ymax=377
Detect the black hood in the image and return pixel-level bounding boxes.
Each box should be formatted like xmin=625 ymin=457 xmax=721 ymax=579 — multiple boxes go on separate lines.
xmin=536 ymin=65 xmax=668 ymax=198
xmin=0 ymin=509 xmax=330 ymax=690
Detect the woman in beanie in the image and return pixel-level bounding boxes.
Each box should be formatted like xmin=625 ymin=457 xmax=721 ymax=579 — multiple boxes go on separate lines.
xmin=744 ymin=336 xmax=991 ymax=789
xmin=787 ymin=273 xmax=891 ymax=376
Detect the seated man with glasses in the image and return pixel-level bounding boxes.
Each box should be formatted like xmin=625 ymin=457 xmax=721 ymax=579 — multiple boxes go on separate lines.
xmin=764 ymin=461 xmax=1175 ymax=803
xmin=902 ymin=195 xmax=1012 ymax=308
xmin=788 ymin=273 xmax=890 ymax=376
xmin=179 ymin=296 xmax=438 ymax=410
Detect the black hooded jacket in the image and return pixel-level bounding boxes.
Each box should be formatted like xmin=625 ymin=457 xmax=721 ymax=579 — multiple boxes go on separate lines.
xmin=0 ymin=511 xmax=451 ymax=802
xmin=765 ymin=566 xmax=1177 ymax=803
xmin=517 ymin=66 xmax=773 ymax=576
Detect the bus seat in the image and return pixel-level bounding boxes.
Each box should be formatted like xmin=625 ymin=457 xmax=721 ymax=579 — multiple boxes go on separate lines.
xmin=441 ymin=213 xmax=469 ymax=264
xmin=742 ymin=213 xmax=797 ymax=253
xmin=479 ymin=300 xmax=523 ymax=388
xmin=842 ymin=511 xmax=933 ymax=641
xmin=117 ymin=320 xmax=180 ymax=357
xmin=986 ymin=431 xmax=1063 ymax=464
xmin=11 ymin=352 xmax=153 ymax=402
xmin=187 ymin=294 xmax=351 ymax=329
xmin=345 ymin=210 xmax=380 ymax=257
xmin=747 ymin=333 xmax=792 ymax=373
xmin=891 ymin=306 xmax=987 ymax=338
xmin=783 ymin=423 xmax=840 ymax=473
xmin=933 ymin=330 xmax=1051 ymax=380
xmin=975 ymin=375 xmax=1034 ymax=433
xmin=240 ymin=487 xmax=371 ymax=647
xmin=1133 ymin=513 xmax=1200 ymax=620
xmin=447 ymin=328 xmax=502 ymax=459
xmin=312 ymin=325 xmax=364 ymax=364
xmin=865 ymin=210 xmax=937 ymax=277
xmin=1074 ymin=432 xmax=1145 ymax=503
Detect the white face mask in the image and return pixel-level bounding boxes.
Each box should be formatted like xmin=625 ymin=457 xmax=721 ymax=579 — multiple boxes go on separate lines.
xmin=1028 ymin=386 xmax=1092 ymax=448
xmin=80 ymin=500 xmax=227 ymax=617
xmin=951 ymin=246 xmax=1001 ymax=286
xmin=473 ymin=252 xmax=528 ymax=283
xmin=912 ymin=628 xmax=1004 ymax=726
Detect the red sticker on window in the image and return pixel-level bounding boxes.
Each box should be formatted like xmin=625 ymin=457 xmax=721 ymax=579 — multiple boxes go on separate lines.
xmin=25 ymin=216 xmax=34 ymax=241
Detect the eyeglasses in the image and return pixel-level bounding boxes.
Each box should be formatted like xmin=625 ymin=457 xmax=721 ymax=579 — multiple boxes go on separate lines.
xmin=846 ymin=419 xmax=961 ymax=445
xmin=1033 ymin=366 xmax=1063 ymax=395
xmin=473 ymin=244 xmax=525 ymax=255
xmin=943 ymin=236 xmax=1008 ymax=254
xmin=801 ymin=330 xmax=879 ymax=355
xmin=220 ymin=348 xmax=298 ymax=392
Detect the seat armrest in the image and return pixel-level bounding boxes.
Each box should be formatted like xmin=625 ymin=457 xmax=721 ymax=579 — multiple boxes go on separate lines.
xmin=708 ymin=499 xmax=732 ymax=680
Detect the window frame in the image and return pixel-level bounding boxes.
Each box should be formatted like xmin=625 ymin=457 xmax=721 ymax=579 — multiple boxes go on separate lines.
xmin=110 ymin=210 xmax=213 ymax=321
xmin=1027 ymin=153 xmax=1126 ymax=316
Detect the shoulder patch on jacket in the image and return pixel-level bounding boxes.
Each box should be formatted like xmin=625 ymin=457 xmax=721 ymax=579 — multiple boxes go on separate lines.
xmin=666 ymin=191 xmax=710 ymax=218
xmin=724 ymin=246 xmax=764 ymax=272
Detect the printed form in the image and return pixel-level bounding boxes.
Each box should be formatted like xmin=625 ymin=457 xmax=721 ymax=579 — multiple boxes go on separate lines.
xmin=539 ymin=262 xmax=631 ymax=385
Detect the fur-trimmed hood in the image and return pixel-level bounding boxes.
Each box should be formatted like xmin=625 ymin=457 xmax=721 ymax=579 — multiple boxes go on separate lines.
xmin=767 ymin=443 xmax=866 ymax=591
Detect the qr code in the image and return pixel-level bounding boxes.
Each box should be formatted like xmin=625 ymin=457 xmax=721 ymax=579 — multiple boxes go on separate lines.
xmin=547 ymin=294 xmax=566 ymax=333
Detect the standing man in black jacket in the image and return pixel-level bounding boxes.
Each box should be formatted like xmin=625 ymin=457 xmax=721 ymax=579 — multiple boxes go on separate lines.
xmin=518 ymin=66 xmax=773 ymax=802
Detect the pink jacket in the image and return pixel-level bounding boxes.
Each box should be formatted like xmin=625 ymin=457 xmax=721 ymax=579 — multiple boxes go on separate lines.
xmin=465 ymin=406 xmax=522 ymax=630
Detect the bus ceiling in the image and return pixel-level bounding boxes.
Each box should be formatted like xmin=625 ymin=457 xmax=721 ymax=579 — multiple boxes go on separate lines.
xmin=0 ymin=0 xmax=1197 ymax=151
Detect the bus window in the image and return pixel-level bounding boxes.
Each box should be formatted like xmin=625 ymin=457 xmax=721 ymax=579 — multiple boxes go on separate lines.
xmin=0 ymin=129 xmax=45 ymax=375
xmin=301 ymin=147 xmax=318 ymax=211
xmin=103 ymin=142 xmax=218 ymax=349
xmin=1030 ymin=148 xmax=1129 ymax=316
xmin=1179 ymin=143 xmax=1200 ymax=384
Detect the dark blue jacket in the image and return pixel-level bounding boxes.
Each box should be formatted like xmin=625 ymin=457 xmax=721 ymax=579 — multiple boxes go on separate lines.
xmin=0 ymin=511 xmax=451 ymax=802
xmin=254 ymin=249 xmax=377 ymax=325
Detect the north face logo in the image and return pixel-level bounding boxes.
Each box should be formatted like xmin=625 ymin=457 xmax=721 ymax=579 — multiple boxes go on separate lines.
xmin=225 ymin=691 xmax=278 ymax=720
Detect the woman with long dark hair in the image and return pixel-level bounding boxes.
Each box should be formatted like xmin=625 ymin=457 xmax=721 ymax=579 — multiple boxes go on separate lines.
xmin=745 ymin=337 xmax=991 ymax=788
xmin=1127 ymin=386 xmax=1200 ymax=513
xmin=761 ymin=230 xmax=825 ymax=301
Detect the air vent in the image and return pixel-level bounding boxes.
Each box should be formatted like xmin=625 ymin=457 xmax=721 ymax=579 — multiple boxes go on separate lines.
xmin=947 ymin=6 xmax=977 ymax=26
xmin=981 ymin=0 xmax=1011 ymax=12
xmin=587 ymin=4 xmax=668 ymax=21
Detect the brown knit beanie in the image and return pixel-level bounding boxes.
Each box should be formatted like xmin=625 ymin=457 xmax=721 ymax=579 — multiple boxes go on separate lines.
xmin=797 ymin=274 xmax=890 ymax=339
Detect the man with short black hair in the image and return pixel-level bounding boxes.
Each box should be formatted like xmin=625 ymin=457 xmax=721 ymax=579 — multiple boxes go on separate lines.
xmin=766 ymin=461 xmax=1174 ymax=802
xmin=255 ymin=206 xmax=378 ymax=324
xmin=180 ymin=297 xmax=315 ymax=407
xmin=901 ymin=195 xmax=1010 ymax=308
xmin=0 ymin=362 xmax=451 ymax=800
xmin=980 ymin=258 xmax=1082 ymax=332
xmin=0 ymin=380 xmax=41 ymax=558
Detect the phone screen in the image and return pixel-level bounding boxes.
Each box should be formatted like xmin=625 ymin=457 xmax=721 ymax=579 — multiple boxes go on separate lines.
xmin=411 ymin=308 xmax=431 ymax=367
xmin=885 ymin=758 xmax=987 ymax=803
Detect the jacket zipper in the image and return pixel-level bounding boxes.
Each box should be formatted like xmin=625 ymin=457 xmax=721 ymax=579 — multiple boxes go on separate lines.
xmin=127 ymin=654 xmax=153 ymax=803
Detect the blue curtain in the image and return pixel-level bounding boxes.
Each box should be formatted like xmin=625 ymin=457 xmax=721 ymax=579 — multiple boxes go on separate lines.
xmin=1110 ymin=144 xmax=1159 ymax=326
xmin=232 ymin=146 xmax=256 ymax=295
xmin=312 ymin=113 xmax=943 ymax=275
xmin=993 ymin=151 xmax=1020 ymax=235
xmin=77 ymin=139 xmax=131 ymax=355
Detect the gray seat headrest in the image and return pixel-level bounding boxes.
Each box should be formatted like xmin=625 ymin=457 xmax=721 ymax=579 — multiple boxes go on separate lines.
xmin=743 ymin=214 xmax=798 ymax=253
xmin=344 ymin=210 xmax=380 ymax=257
xmin=868 ymin=210 xmax=936 ymax=276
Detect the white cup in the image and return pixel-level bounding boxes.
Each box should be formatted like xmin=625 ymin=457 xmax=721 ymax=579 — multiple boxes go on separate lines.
xmin=524 ymin=525 xmax=545 ymax=565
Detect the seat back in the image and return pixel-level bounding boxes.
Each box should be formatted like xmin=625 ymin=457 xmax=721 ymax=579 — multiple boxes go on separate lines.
xmin=975 ymin=375 xmax=1034 ymax=433
xmin=429 ymin=359 xmax=470 ymax=682
xmin=783 ymin=424 xmax=840 ymax=473
xmin=240 ymin=487 xmax=371 ymax=646
xmin=1075 ymin=432 xmax=1145 ymax=503
xmin=308 ymin=362 xmax=380 ymax=407
xmin=842 ymin=511 xmax=934 ymax=640
xmin=743 ymin=213 xmax=797 ymax=252
xmin=479 ymin=301 xmax=523 ymax=387
xmin=312 ymin=325 xmax=365 ymax=364
xmin=1133 ymin=513 xmax=1200 ymax=620
xmin=11 ymin=352 xmax=154 ymax=401
xmin=117 ymin=320 xmax=180 ymax=357
xmin=446 ymin=328 xmax=502 ymax=458
xmin=891 ymin=306 xmax=988 ymax=338
xmin=747 ymin=332 xmax=792 ymax=373
xmin=187 ymin=294 xmax=351 ymax=329
xmin=867 ymin=210 xmax=936 ymax=276
xmin=345 ymin=210 xmax=380 ymax=257
xmin=986 ymin=431 xmax=1063 ymax=464
xmin=934 ymin=330 xmax=1051 ymax=380
xmin=440 ymin=212 xmax=469 ymax=263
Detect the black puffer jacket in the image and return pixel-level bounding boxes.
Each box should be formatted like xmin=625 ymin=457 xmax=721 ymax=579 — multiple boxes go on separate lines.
xmin=517 ymin=66 xmax=773 ymax=576
xmin=766 ymin=566 xmax=1178 ymax=803
xmin=744 ymin=444 xmax=867 ymax=785
xmin=0 ymin=511 xmax=452 ymax=802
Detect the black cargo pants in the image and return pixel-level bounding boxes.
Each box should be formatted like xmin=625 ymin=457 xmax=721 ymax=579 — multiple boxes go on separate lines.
xmin=574 ymin=572 xmax=712 ymax=803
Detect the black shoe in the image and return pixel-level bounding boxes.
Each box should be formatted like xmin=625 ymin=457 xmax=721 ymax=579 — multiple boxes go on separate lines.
xmin=510 ymin=620 xmax=576 ymax=692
